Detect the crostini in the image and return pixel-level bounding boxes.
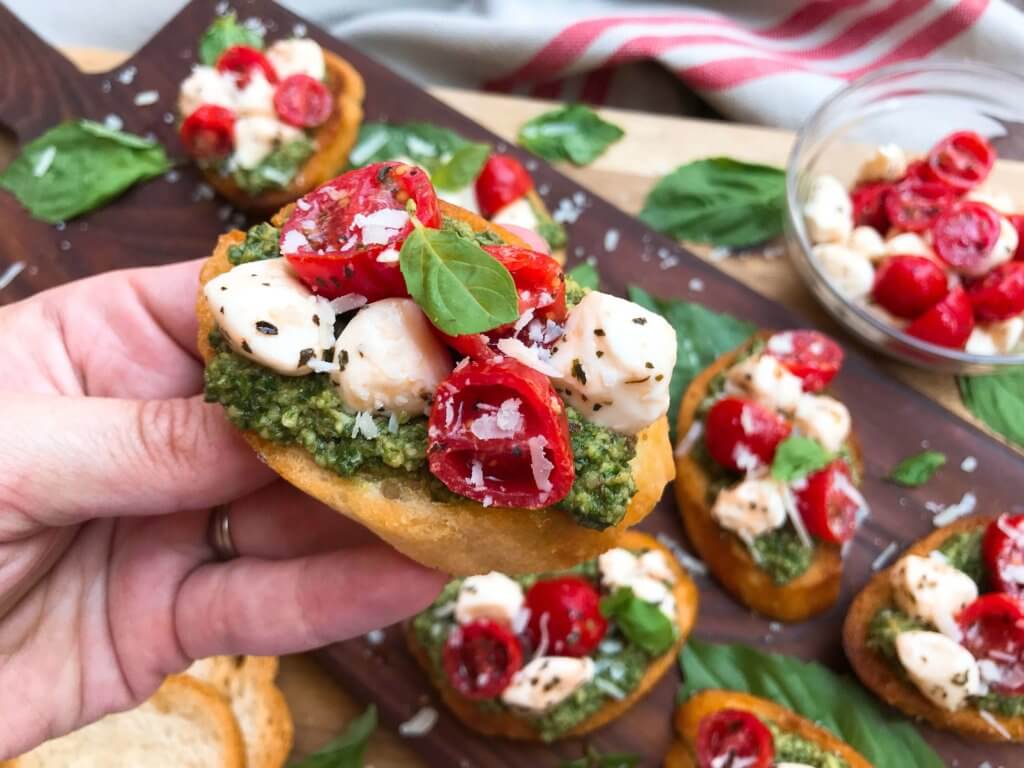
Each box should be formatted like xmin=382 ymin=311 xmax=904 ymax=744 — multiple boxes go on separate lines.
xmin=196 ymin=162 xmax=676 ymax=575
xmin=665 ymin=689 xmax=871 ymax=768
xmin=177 ymin=13 xmax=364 ymax=213
xmin=674 ymin=330 xmax=867 ymax=621
xmin=844 ymin=514 xmax=1024 ymax=742
xmin=406 ymin=531 xmax=698 ymax=741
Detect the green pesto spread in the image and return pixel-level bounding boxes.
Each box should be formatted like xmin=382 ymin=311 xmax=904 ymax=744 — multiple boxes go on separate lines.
xmin=221 ymin=137 xmax=315 ymax=196
xmin=526 ymin=195 xmax=567 ymax=252
xmin=767 ymin=720 xmax=849 ymax=768
xmin=750 ymin=527 xmax=815 ymax=586
xmin=936 ymin=529 xmax=987 ymax=588
xmin=228 ymin=222 xmax=280 ymax=265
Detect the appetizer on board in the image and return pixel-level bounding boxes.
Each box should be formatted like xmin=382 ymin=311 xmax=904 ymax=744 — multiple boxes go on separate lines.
xmin=674 ymin=330 xmax=867 ymax=621
xmin=406 ymin=531 xmax=698 ymax=741
xmin=177 ymin=13 xmax=364 ymax=212
xmin=844 ymin=515 xmax=1024 ymax=742
xmin=664 ymin=689 xmax=871 ymax=768
xmin=196 ymin=162 xmax=676 ymax=575
xmin=803 ymin=131 xmax=1024 ymax=355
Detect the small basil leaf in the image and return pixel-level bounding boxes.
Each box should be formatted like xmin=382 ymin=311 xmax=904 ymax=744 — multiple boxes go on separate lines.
xmin=198 ymin=12 xmax=264 ymax=66
xmin=566 ymin=262 xmax=600 ymax=290
xmin=431 ymin=142 xmax=490 ymax=191
xmin=599 ymin=587 xmax=674 ymax=656
xmin=289 ymin=703 xmax=376 ymax=768
xmin=771 ymin=435 xmax=832 ymax=484
xmin=518 ymin=104 xmax=624 ymax=166
xmin=887 ymin=450 xmax=947 ymax=487
xmin=958 ymin=368 xmax=1024 ymax=448
xmin=348 ymin=122 xmax=469 ymax=172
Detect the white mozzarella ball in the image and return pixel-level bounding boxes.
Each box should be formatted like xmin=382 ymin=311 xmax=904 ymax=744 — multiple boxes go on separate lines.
xmin=232 ymin=116 xmax=304 ymax=169
xmin=711 ymin=478 xmax=787 ymax=545
xmin=178 ymin=65 xmax=237 ymax=117
xmin=966 ymin=317 xmax=1024 ymax=356
xmin=266 ymin=38 xmax=326 ymax=80
xmin=725 ymin=353 xmax=804 ymax=414
xmin=885 ymin=232 xmax=938 ymax=261
xmin=235 ymin=73 xmax=277 ymax=118
xmin=501 ymin=656 xmax=595 ymax=713
xmin=896 ymin=630 xmax=982 ymax=711
xmin=598 ymin=548 xmax=639 ymax=592
xmin=857 ymin=144 xmax=907 ymax=183
xmin=803 ymin=175 xmax=853 ymax=244
xmin=890 ymin=554 xmax=979 ymax=639
xmin=793 ymin=395 xmax=851 ymax=454
xmin=454 ymin=572 xmax=525 ymax=626
xmin=812 ymin=244 xmax=875 ymax=300
xmin=848 ymin=225 xmax=887 ymax=261
xmin=638 ymin=550 xmax=676 ymax=584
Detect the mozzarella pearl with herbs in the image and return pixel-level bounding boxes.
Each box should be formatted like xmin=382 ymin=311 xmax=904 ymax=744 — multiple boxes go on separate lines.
xmin=792 ymin=394 xmax=851 ymax=454
xmin=811 ymin=243 xmax=874 ymax=300
xmin=890 ymin=554 xmax=979 ymax=639
xmin=857 ymin=143 xmax=907 ymax=183
xmin=266 ymin=38 xmax=326 ymax=80
xmin=966 ymin=316 xmax=1024 ymax=355
xmin=233 ymin=116 xmax=304 ymax=169
xmin=710 ymin=478 xmax=788 ymax=546
xmin=725 ymin=353 xmax=804 ymax=414
xmin=803 ymin=174 xmax=853 ymax=244
xmin=454 ymin=572 xmax=525 ymax=627
xmin=597 ymin=547 xmax=677 ymax=618
xmin=500 ymin=656 xmax=596 ymax=713
xmin=895 ymin=630 xmax=982 ymax=711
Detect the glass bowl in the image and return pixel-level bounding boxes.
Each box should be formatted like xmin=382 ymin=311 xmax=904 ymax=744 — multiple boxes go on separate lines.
xmin=784 ymin=61 xmax=1024 ymax=374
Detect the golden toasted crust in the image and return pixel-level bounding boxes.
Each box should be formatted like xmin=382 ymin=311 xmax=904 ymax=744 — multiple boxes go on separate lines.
xmin=673 ymin=333 xmax=864 ymax=621
xmin=203 ymin=50 xmax=365 ymax=214
xmin=405 ymin=531 xmax=698 ymax=740
xmin=197 ymin=201 xmax=674 ymax=575
xmin=843 ymin=515 xmax=1024 ymax=743
xmin=664 ymin=690 xmax=872 ymax=768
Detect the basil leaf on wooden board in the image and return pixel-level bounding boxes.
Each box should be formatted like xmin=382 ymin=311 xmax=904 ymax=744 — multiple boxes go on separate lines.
xmin=627 ymin=286 xmax=755 ymax=442
xmin=959 ymin=368 xmax=1024 ymax=448
xmin=518 ymin=104 xmax=624 ymax=166
xmin=887 ymin=450 xmax=947 ymax=487
xmin=431 ymin=142 xmax=491 ymax=191
xmin=640 ymin=157 xmax=786 ymax=247
xmin=599 ymin=588 xmax=674 ymax=656
xmin=0 ymin=120 xmax=171 ymax=223
xmin=679 ymin=641 xmax=943 ymax=768
xmin=348 ymin=122 xmax=469 ymax=173
xmin=771 ymin=435 xmax=831 ymax=483
xmin=289 ymin=704 xmax=376 ymax=768
xmin=566 ymin=262 xmax=600 ymax=290
xmin=198 ymin=12 xmax=264 ymax=65
xmin=400 ymin=225 xmax=518 ymax=335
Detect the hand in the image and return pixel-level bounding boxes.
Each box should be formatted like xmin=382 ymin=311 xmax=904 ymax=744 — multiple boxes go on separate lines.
xmin=0 ymin=259 xmax=446 ymax=759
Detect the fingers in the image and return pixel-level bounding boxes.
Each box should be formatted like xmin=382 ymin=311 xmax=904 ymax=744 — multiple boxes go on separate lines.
xmin=501 ymin=224 xmax=551 ymax=254
xmin=174 ymin=545 xmax=447 ymax=658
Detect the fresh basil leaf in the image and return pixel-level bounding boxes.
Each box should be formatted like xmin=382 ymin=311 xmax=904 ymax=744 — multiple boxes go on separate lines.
xmin=0 ymin=119 xmax=171 ymax=223
xmin=431 ymin=142 xmax=490 ymax=191
xmin=627 ymin=286 xmax=755 ymax=442
xmin=199 ymin=11 xmax=264 ymax=66
xmin=640 ymin=157 xmax=786 ymax=247
xmin=289 ymin=704 xmax=376 ymax=768
xmin=771 ymin=435 xmax=831 ymax=483
xmin=958 ymin=368 xmax=1024 ymax=448
xmin=400 ymin=225 xmax=518 ymax=335
xmin=679 ymin=641 xmax=943 ymax=768
xmin=566 ymin=262 xmax=599 ymax=290
xmin=887 ymin=450 xmax=946 ymax=487
xmin=599 ymin=587 xmax=674 ymax=656
xmin=518 ymin=104 xmax=624 ymax=166
xmin=348 ymin=122 xmax=470 ymax=173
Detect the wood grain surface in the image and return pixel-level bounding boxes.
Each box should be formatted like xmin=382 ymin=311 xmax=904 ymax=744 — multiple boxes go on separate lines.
xmin=2 ymin=2 xmax=1021 ymax=765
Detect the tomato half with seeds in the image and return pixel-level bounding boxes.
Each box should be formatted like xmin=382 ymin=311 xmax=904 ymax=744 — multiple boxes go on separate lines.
xmin=695 ymin=709 xmax=774 ymax=768
xmin=885 ymin=180 xmax=958 ymax=233
xmin=933 ymin=201 xmax=1002 ymax=277
xmin=765 ymin=330 xmax=843 ymax=392
xmin=524 ymin=576 xmax=607 ymax=657
xmin=905 ymin=287 xmax=974 ymax=349
xmin=984 ymin=514 xmax=1024 ymax=597
xmin=704 ymin=397 xmax=791 ymax=473
xmin=965 ymin=262 xmax=1024 ymax=322
xmin=281 ymin=162 xmax=440 ymax=300
xmin=904 ymin=159 xmax=934 ymax=183
xmin=475 ymin=153 xmax=534 ymax=218
xmin=216 ymin=45 xmax=278 ymax=87
xmin=274 ymin=74 xmax=333 ymax=128
xmin=428 ymin=357 xmax=574 ymax=509
xmin=958 ymin=594 xmax=1024 ymax=695
xmin=180 ymin=105 xmax=235 ymax=159
xmin=927 ymin=131 xmax=995 ymax=192
xmin=872 ymin=255 xmax=949 ymax=319
xmin=794 ymin=460 xmax=861 ymax=544
xmin=443 ymin=619 xmax=523 ymax=700
xmin=850 ymin=180 xmax=893 ymax=231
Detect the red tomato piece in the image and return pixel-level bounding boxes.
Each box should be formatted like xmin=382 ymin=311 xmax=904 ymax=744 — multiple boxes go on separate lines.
xmin=427 ymin=357 xmax=574 ymax=509
xmin=983 ymin=514 xmax=1024 ymax=597
xmin=281 ymin=162 xmax=440 ymax=300
xmin=1008 ymin=214 xmax=1024 ymax=260
xmin=695 ymin=709 xmax=774 ymax=768
xmin=475 ymin=153 xmax=534 ymax=218
xmin=904 ymin=159 xmax=934 ymax=183
xmin=958 ymin=594 xmax=1024 ymax=695
xmin=216 ymin=45 xmax=278 ymax=87
xmin=932 ymin=201 xmax=1002 ymax=276
xmin=179 ymin=105 xmax=236 ymax=160
xmin=764 ymin=330 xmax=844 ymax=393
xmin=442 ymin=619 xmax=523 ymax=700
xmin=850 ymin=180 xmax=893 ymax=232
xmin=905 ymin=287 xmax=975 ymax=349
xmin=704 ymin=397 xmax=791 ymax=473
xmin=966 ymin=262 xmax=1024 ymax=322
xmin=794 ymin=460 xmax=861 ymax=544
xmin=872 ymin=255 xmax=949 ymax=319
xmin=885 ymin=180 xmax=959 ymax=233
xmin=524 ymin=576 xmax=607 ymax=657
xmin=273 ymin=74 xmax=333 ymax=128
xmin=927 ymin=131 xmax=996 ymax=192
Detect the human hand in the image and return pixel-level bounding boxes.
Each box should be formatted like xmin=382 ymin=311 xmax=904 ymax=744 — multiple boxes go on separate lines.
xmin=0 ymin=259 xmax=446 ymax=759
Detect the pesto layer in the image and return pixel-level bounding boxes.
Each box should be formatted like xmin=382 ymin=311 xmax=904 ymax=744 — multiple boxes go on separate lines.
xmin=223 ymin=137 xmax=315 ymax=195
xmin=766 ymin=720 xmax=849 ymax=768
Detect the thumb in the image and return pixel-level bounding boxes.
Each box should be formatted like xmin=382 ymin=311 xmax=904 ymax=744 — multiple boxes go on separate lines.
xmin=0 ymin=393 xmax=274 ymax=529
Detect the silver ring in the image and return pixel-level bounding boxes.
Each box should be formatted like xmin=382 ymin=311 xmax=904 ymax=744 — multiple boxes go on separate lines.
xmin=208 ymin=504 xmax=239 ymax=561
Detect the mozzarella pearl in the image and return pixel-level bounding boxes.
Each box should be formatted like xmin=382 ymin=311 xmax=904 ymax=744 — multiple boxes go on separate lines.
xmin=711 ymin=478 xmax=787 ymax=545
xmin=885 ymin=232 xmax=936 ymax=260
xmin=857 ymin=144 xmax=907 ymax=183
xmin=233 ymin=116 xmax=304 ymax=170
xmin=896 ymin=630 xmax=982 ymax=711
xmin=804 ymin=174 xmax=853 ymax=244
xmin=178 ymin=65 xmax=237 ymax=117
xmin=235 ymin=73 xmax=277 ymax=118
xmin=266 ymin=38 xmax=326 ymax=80
xmin=793 ymin=395 xmax=851 ymax=454
xmin=454 ymin=572 xmax=525 ymax=627
xmin=725 ymin=353 xmax=804 ymax=415
xmin=812 ymin=244 xmax=874 ymax=300
xmin=966 ymin=317 xmax=1024 ymax=356
xmin=501 ymin=656 xmax=595 ymax=713
xmin=848 ymin=225 xmax=887 ymax=262
xmin=492 ymin=197 xmax=538 ymax=231
xmin=890 ymin=554 xmax=978 ymax=639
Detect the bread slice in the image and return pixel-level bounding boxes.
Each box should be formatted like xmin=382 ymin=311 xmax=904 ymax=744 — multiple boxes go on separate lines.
xmin=673 ymin=333 xmax=863 ymax=621
xmin=2 ymin=675 xmax=244 ymax=768
xmin=203 ymin=50 xmax=365 ymax=214
xmin=664 ymin=689 xmax=871 ymax=768
xmin=185 ymin=656 xmax=293 ymax=768
xmin=405 ymin=530 xmax=699 ymax=740
xmin=843 ymin=515 xmax=1024 ymax=742
xmin=196 ymin=200 xmax=674 ymax=575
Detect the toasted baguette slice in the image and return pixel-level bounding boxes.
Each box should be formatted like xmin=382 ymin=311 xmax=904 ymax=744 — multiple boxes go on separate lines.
xmin=2 ymin=675 xmax=244 ymax=768
xmin=664 ymin=689 xmax=871 ymax=768
xmin=843 ymin=515 xmax=1024 ymax=743
xmin=406 ymin=530 xmax=699 ymax=740
xmin=196 ymin=200 xmax=674 ymax=575
xmin=203 ymin=50 xmax=365 ymax=214
xmin=673 ymin=332 xmax=862 ymax=621
xmin=185 ymin=656 xmax=293 ymax=768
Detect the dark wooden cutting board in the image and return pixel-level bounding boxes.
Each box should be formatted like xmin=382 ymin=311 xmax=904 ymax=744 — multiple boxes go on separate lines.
xmin=1 ymin=0 xmax=1020 ymax=764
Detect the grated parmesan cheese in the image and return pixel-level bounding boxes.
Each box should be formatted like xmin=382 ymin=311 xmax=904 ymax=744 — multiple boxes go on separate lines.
xmin=931 ymin=492 xmax=978 ymax=527
xmin=351 ymin=411 xmax=380 ymax=440
xmin=398 ymin=706 xmax=438 ymax=737
xmin=133 ymin=90 xmax=159 ymax=106
xmin=329 ymin=293 xmax=368 ymax=314
xmin=978 ymin=709 xmax=1011 ymax=740
xmin=871 ymin=541 xmax=899 ymax=571
xmin=527 ymin=435 xmax=553 ymax=494
xmin=674 ymin=421 xmax=704 ymax=458
xmin=32 ymin=146 xmax=56 ymax=177
xmin=0 ymin=261 xmax=26 ymax=291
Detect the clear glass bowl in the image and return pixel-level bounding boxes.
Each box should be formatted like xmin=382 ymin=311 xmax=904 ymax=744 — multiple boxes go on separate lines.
xmin=785 ymin=61 xmax=1024 ymax=374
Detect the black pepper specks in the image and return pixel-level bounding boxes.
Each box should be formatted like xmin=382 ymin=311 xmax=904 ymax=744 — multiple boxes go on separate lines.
xmin=241 ymin=339 xmax=252 ymax=354
xmin=256 ymin=320 xmax=279 ymax=335
xmin=655 ymin=374 xmax=664 ymax=381
xmin=594 ymin=328 xmax=605 ymax=337
xmin=298 ymin=348 xmax=315 ymax=367
xmin=596 ymin=350 xmax=604 ymax=358
xmin=645 ymin=361 xmax=654 ymax=369
xmin=312 ymin=314 xmax=320 ymax=326
xmin=626 ymin=376 xmax=650 ymax=384
xmin=632 ymin=317 xmax=647 ymax=325
xmin=571 ymin=358 xmax=587 ymax=385
xmin=338 ymin=349 xmax=349 ymax=371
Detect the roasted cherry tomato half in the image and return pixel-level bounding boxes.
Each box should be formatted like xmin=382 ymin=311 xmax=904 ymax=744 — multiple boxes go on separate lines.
xmin=524 ymin=576 xmax=607 ymax=657
xmin=958 ymin=593 xmax=1024 ymax=695
xmin=1009 ymin=214 xmax=1024 ymax=260
xmin=850 ymin=180 xmax=893 ymax=232
xmin=427 ymin=357 xmax=574 ymax=509
xmin=885 ymin=180 xmax=958 ymax=233
xmin=794 ymin=460 xmax=861 ymax=544
xmin=475 ymin=153 xmax=534 ymax=218
xmin=704 ymin=397 xmax=791 ymax=473
xmin=965 ymin=262 xmax=1024 ymax=322
xmin=905 ymin=287 xmax=974 ymax=349
xmin=281 ymin=162 xmax=440 ymax=300
xmin=695 ymin=709 xmax=774 ymax=768
xmin=903 ymin=159 xmax=934 ymax=183
xmin=765 ymin=330 xmax=843 ymax=393
xmin=179 ymin=104 xmax=236 ymax=159
xmin=442 ymin=619 xmax=523 ymax=700
xmin=274 ymin=74 xmax=333 ymax=128
xmin=983 ymin=514 xmax=1024 ymax=597
xmin=932 ymin=201 xmax=1003 ymax=277
xmin=927 ymin=130 xmax=996 ymax=192
xmin=216 ymin=45 xmax=278 ymax=87
xmin=872 ymin=255 xmax=949 ymax=319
